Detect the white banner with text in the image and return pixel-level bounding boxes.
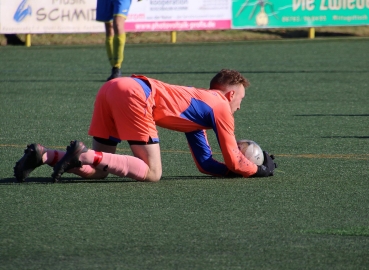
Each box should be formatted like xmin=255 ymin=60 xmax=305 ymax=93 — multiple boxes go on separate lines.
xmin=0 ymin=0 xmax=231 ymax=34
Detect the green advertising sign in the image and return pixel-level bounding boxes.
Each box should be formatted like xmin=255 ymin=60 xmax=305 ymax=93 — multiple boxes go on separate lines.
xmin=232 ymin=0 xmax=369 ymax=28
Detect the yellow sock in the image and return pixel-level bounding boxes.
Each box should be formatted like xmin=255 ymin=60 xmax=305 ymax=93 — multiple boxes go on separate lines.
xmin=105 ymin=36 xmax=114 ymax=67
xmin=113 ymin=33 xmax=126 ymax=69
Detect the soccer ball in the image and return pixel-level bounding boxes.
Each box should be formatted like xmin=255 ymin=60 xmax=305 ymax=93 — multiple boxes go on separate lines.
xmin=237 ymin=139 xmax=264 ymax=165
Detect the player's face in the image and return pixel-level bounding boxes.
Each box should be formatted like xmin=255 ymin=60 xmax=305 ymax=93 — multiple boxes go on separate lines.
xmin=228 ymin=84 xmax=245 ymax=114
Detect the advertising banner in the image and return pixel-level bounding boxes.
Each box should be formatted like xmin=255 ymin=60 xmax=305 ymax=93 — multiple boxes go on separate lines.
xmin=0 ymin=0 xmax=103 ymax=34
xmin=232 ymin=0 xmax=369 ymax=29
xmin=125 ymin=0 xmax=231 ymax=31
xmin=1 ymin=0 xmax=368 ymax=34
xmin=0 ymin=0 xmax=231 ymax=34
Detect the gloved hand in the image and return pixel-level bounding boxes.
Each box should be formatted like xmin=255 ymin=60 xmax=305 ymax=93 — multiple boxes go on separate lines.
xmin=252 ymin=151 xmax=277 ymax=177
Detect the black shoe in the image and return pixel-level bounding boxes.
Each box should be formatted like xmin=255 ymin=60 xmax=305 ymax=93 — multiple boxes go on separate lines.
xmin=14 ymin=144 xmax=46 ymax=182
xmin=106 ymin=67 xmax=122 ymax=81
xmin=52 ymin=140 xmax=87 ymax=182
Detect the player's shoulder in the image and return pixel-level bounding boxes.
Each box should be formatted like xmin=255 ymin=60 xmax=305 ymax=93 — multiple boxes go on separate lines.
xmin=206 ymin=89 xmax=224 ymax=97
xmin=201 ymin=89 xmax=229 ymax=103
xmin=208 ymin=92 xmax=232 ymax=114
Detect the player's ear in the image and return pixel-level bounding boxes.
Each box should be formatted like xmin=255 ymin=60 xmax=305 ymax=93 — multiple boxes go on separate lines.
xmin=225 ymin=90 xmax=235 ymax=101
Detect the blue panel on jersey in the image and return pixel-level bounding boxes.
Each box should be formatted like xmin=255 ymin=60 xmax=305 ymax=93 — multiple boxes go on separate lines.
xmin=180 ymin=98 xmax=216 ymax=128
xmin=185 ymin=130 xmax=229 ymax=176
xmin=185 ymin=130 xmax=212 ymax=163
xmin=132 ymin=78 xmax=152 ymax=100
xmin=181 ymin=98 xmax=221 ymax=149
xmin=200 ymin=158 xmax=229 ymax=176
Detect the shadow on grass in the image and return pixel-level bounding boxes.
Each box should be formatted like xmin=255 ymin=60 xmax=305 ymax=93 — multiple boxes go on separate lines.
xmin=0 ymin=177 xmax=51 ymax=184
xmin=0 ymin=177 xmax=135 ymax=185
xmin=295 ymin=114 xmax=369 ymax=117
xmin=252 ymin=29 xmax=356 ymax=38
xmin=301 ymin=227 xmax=369 ymax=237
xmin=161 ymin=176 xmax=221 ymax=181
xmin=322 ymin=136 xmax=369 ymax=139
xmin=0 ymin=175 xmax=222 ymax=184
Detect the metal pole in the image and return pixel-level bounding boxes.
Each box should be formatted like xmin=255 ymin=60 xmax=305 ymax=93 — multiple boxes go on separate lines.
xmin=25 ymin=34 xmax=31 ymax=47
xmin=171 ymin=31 xmax=177 ymax=43
xmin=308 ymin=28 xmax=315 ymax=39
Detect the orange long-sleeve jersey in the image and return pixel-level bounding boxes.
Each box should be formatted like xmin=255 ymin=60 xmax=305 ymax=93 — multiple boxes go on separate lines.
xmin=132 ymin=75 xmax=258 ymax=177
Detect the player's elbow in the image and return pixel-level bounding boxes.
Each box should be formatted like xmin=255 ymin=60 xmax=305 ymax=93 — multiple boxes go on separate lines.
xmin=197 ymin=166 xmax=210 ymax=175
xmin=196 ymin=160 xmax=212 ymax=174
xmin=196 ymin=159 xmax=227 ymax=177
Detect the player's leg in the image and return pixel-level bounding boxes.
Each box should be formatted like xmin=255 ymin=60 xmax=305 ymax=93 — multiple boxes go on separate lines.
xmin=52 ymin=77 xmax=162 ymax=182
xmin=13 ymin=143 xmax=96 ymax=182
xmin=88 ymin=141 xmax=162 ymax=182
xmin=96 ymin=0 xmax=117 ymax=79
xmin=104 ymin=22 xmax=115 ymax=68
xmin=106 ymin=0 xmax=131 ymax=80
xmin=14 ymin=79 xmax=118 ymax=183
xmin=129 ymin=143 xmax=162 ymax=182
xmin=52 ymin=139 xmax=161 ymax=182
xmin=52 ymin=137 xmax=119 ymax=180
xmin=84 ymin=138 xmax=162 ymax=182
xmin=86 ymin=136 xmax=118 ymax=179
xmin=105 ymin=18 xmax=123 ymax=81
xmin=112 ymin=15 xmax=126 ymax=67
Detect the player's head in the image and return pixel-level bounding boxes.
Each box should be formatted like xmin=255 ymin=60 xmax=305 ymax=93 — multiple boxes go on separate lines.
xmin=209 ymin=69 xmax=250 ymax=114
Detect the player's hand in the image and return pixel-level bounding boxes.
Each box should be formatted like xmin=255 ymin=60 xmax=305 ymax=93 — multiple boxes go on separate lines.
xmin=252 ymin=151 xmax=277 ymax=177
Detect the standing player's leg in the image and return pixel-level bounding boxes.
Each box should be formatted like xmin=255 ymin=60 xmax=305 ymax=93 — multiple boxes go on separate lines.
xmin=96 ymin=0 xmax=114 ymax=77
xmin=107 ymin=0 xmax=131 ymax=81
xmin=104 ymin=21 xmax=115 ymax=72
xmin=108 ymin=15 xmax=126 ymax=80
xmin=96 ymin=0 xmax=130 ymax=81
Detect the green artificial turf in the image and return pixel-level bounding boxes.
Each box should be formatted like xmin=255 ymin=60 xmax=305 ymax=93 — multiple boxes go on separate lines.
xmin=1 ymin=38 xmax=369 ymax=269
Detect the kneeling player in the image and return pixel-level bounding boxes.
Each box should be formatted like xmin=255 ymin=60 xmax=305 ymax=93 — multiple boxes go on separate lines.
xmin=14 ymin=69 xmax=276 ymax=182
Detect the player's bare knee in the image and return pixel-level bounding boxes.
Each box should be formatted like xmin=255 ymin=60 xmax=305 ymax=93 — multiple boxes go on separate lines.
xmin=144 ymin=170 xmax=162 ymax=182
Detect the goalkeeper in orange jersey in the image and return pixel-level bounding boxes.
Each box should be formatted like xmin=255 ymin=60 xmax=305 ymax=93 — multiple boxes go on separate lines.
xmin=96 ymin=0 xmax=132 ymax=81
xmin=14 ymin=69 xmax=277 ymax=183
